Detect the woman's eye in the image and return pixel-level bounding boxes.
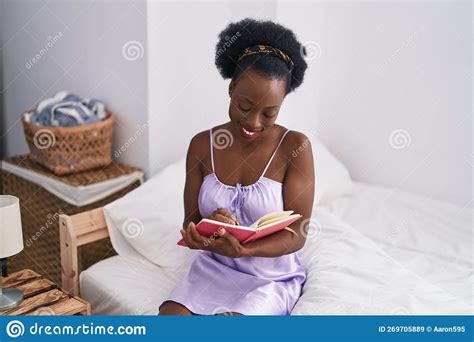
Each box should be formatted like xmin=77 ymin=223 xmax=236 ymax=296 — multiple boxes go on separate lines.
xmin=263 ymin=112 xmax=277 ymax=118
xmin=239 ymin=105 xmax=252 ymax=112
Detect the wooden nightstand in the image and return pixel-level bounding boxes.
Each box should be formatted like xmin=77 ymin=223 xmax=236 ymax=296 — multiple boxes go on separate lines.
xmin=0 ymin=269 xmax=90 ymax=316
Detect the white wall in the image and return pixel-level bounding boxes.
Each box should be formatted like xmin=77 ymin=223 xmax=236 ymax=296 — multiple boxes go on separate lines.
xmin=276 ymin=1 xmax=472 ymax=207
xmin=0 ymin=0 xmax=149 ymax=173
xmin=314 ymin=2 xmax=472 ymax=206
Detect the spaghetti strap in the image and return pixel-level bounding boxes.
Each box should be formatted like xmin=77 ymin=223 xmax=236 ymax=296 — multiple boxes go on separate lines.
xmin=209 ymin=128 xmax=215 ymax=172
xmin=260 ymin=129 xmax=291 ymax=178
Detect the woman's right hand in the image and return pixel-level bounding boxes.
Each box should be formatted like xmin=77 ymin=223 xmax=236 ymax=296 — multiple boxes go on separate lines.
xmin=209 ymin=208 xmax=240 ymax=225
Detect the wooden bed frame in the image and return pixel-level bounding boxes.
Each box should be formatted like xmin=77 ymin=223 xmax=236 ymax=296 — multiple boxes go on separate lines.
xmin=59 ymin=207 xmax=109 ymax=296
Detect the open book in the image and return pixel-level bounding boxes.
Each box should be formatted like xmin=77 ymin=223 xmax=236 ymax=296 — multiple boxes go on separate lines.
xmin=177 ymin=210 xmax=302 ymax=247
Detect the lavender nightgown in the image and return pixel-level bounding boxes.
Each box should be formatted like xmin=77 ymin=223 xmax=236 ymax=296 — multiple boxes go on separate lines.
xmin=159 ymin=128 xmax=306 ymax=315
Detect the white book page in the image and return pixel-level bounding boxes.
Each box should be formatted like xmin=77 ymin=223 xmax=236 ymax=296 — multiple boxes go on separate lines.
xmin=249 ymin=210 xmax=294 ymax=229
xmin=256 ymin=214 xmax=301 ymax=230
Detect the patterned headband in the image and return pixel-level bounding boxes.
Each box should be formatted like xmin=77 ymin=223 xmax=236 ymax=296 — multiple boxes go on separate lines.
xmin=237 ymin=44 xmax=294 ymax=70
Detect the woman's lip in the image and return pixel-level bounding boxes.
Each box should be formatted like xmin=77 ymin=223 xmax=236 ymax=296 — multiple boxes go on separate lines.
xmin=240 ymin=123 xmax=262 ymax=133
xmin=239 ymin=125 xmax=261 ymax=140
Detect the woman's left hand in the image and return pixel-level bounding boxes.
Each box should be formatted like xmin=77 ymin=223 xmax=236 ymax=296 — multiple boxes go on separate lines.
xmin=180 ymin=222 xmax=246 ymax=258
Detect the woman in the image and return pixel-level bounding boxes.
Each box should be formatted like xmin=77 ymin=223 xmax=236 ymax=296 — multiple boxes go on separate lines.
xmin=159 ymin=18 xmax=315 ymax=315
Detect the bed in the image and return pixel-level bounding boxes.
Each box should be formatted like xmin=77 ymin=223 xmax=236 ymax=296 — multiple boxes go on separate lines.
xmin=76 ymin=180 xmax=472 ymax=315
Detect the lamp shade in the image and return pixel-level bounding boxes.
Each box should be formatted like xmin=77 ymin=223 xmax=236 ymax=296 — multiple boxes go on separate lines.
xmin=0 ymin=195 xmax=23 ymax=258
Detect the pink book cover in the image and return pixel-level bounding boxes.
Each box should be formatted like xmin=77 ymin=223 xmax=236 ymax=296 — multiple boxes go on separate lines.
xmin=177 ymin=214 xmax=302 ymax=247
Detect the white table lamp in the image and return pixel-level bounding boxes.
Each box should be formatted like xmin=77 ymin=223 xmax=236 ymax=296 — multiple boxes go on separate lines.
xmin=0 ymin=195 xmax=24 ymax=310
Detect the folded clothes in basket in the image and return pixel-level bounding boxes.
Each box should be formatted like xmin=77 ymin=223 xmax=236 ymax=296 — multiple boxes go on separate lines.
xmin=26 ymin=91 xmax=107 ymax=127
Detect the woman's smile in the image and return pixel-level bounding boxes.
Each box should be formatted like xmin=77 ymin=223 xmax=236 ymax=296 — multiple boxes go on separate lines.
xmin=239 ymin=123 xmax=262 ymax=141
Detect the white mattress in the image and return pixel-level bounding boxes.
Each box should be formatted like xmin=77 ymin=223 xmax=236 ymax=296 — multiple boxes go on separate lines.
xmin=80 ymin=182 xmax=473 ymax=315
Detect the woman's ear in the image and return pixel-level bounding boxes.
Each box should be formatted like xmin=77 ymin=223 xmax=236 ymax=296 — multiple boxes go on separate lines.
xmin=228 ymin=81 xmax=234 ymax=98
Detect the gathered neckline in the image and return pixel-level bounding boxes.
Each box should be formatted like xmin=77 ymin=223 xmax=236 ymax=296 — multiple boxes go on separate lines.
xmin=205 ymin=172 xmax=282 ymax=189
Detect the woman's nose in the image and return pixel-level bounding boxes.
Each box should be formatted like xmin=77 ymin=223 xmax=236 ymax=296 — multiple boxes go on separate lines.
xmin=244 ymin=111 xmax=262 ymax=129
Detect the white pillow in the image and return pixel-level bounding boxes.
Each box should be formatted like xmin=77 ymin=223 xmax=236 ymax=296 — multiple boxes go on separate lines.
xmin=104 ymin=158 xmax=195 ymax=270
xmin=293 ymin=208 xmax=472 ymax=315
xmin=312 ymin=137 xmax=354 ymax=206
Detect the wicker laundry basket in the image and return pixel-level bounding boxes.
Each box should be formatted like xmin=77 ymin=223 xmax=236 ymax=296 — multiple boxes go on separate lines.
xmin=1 ymin=155 xmax=143 ymax=286
xmin=21 ymin=111 xmax=114 ymax=175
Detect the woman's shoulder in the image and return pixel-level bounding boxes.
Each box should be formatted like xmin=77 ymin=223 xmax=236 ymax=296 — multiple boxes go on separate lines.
xmin=280 ymin=128 xmax=312 ymax=159
xmin=188 ymin=129 xmax=211 ymax=158
xmin=190 ymin=129 xmax=210 ymax=145
xmin=281 ymin=128 xmax=311 ymax=148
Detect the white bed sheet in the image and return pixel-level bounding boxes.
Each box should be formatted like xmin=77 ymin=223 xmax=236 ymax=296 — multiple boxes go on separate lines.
xmin=80 ymin=182 xmax=473 ymax=315
xmin=317 ymin=182 xmax=473 ymax=308
xmin=80 ymin=255 xmax=188 ymax=315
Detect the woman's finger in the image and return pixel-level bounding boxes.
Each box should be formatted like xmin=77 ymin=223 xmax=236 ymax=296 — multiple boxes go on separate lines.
xmin=216 ymin=208 xmax=229 ymax=215
xmin=184 ymin=223 xmax=198 ymax=248
xmin=225 ymin=209 xmax=237 ymax=219
xmin=214 ymin=213 xmax=232 ymax=224
xmin=217 ymin=213 xmax=240 ymax=225
xmin=180 ymin=228 xmax=192 ymax=248
xmin=189 ymin=222 xmax=205 ymax=244
xmin=230 ymin=214 xmax=240 ymax=225
xmin=216 ymin=208 xmax=234 ymax=218
xmin=220 ymin=209 xmax=239 ymax=225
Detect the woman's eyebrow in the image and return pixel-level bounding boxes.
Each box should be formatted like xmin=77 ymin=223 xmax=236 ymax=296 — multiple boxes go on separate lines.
xmin=239 ymin=95 xmax=280 ymax=109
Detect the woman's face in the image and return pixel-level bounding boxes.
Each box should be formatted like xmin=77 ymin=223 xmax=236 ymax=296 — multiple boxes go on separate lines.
xmin=228 ymin=68 xmax=287 ymax=142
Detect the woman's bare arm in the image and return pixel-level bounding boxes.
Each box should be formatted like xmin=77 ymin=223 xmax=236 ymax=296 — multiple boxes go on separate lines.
xmin=182 ymin=132 xmax=206 ymax=229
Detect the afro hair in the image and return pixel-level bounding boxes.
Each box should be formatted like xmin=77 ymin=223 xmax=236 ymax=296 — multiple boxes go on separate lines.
xmin=215 ymin=18 xmax=308 ymax=94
